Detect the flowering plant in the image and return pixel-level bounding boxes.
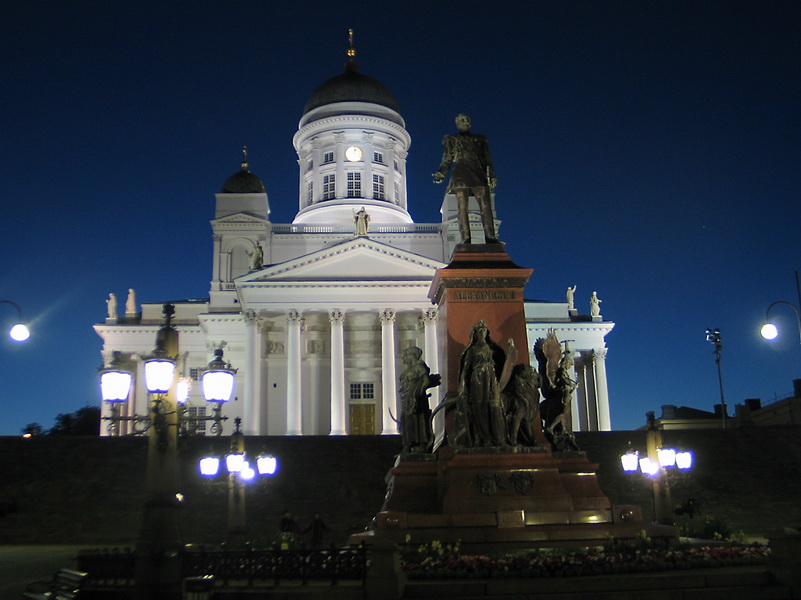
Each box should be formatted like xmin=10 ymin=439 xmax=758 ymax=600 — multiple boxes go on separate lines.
xmin=401 ymin=540 xmax=769 ymax=579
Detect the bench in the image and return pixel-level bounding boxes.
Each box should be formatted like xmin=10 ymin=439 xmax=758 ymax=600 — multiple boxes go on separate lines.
xmin=22 ymin=567 xmax=88 ymax=600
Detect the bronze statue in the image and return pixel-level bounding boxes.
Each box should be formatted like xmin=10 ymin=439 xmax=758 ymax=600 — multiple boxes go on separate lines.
xmin=502 ymin=363 xmax=541 ymax=446
xmin=398 ymin=346 xmax=441 ymax=454
xmin=536 ymin=331 xmax=579 ymax=451
xmin=456 ymin=321 xmax=510 ymax=447
xmin=433 ymin=114 xmax=499 ymax=245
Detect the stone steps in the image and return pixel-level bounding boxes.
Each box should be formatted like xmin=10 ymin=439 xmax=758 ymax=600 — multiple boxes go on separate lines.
xmin=402 ymin=566 xmax=791 ymax=599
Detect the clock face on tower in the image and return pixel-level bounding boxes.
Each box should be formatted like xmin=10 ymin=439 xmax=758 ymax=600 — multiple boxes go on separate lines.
xmin=345 ymin=146 xmax=363 ymax=162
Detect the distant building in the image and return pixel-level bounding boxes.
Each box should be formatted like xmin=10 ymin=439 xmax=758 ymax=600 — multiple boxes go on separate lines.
xmin=94 ymin=44 xmax=615 ymax=436
xmin=643 ymin=379 xmax=801 ymax=430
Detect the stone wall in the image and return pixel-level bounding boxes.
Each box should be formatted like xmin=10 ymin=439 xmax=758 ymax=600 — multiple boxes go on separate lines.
xmin=1 ymin=427 xmax=799 ymax=545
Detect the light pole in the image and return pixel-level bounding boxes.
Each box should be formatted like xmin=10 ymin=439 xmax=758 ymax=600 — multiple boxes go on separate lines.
xmin=621 ymin=412 xmax=693 ymax=526
xmin=135 ymin=302 xmax=183 ymax=598
xmin=199 ymin=417 xmax=278 ymax=542
xmin=760 ymin=271 xmax=801 ymax=373
xmin=705 ymin=327 xmax=727 ymax=428
xmin=0 ymin=300 xmax=30 ymax=341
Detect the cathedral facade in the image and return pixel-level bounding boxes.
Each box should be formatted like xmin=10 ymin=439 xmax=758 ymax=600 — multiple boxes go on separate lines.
xmin=95 ymin=49 xmax=614 ymax=437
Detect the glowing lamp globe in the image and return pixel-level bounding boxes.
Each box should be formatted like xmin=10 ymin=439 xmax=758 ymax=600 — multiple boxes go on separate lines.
xmin=657 ymin=447 xmax=676 ymax=468
xmin=144 ymin=358 xmax=176 ymax=394
xmin=257 ymin=455 xmax=278 ymax=476
xmin=676 ymin=451 xmax=694 ymax=470
xmin=177 ymin=377 xmax=191 ymax=404
xmin=639 ymin=457 xmax=660 ymax=476
xmin=226 ymin=452 xmax=245 ymax=474
xmin=199 ymin=456 xmax=220 ymax=477
xmin=620 ymin=451 xmax=639 ymax=472
xmin=760 ymin=323 xmax=778 ymax=340
xmin=240 ymin=461 xmax=256 ymax=481
xmin=100 ymin=369 xmax=133 ymax=403
xmin=201 ymin=348 xmax=236 ymax=403
xmin=9 ymin=323 xmax=30 ymax=342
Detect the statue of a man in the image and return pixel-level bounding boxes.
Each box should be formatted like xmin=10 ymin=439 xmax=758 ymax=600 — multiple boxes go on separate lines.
xmin=433 ymin=114 xmax=499 ymax=245
xmin=106 ymin=293 xmax=118 ymax=320
xmin=566 ymin=285 xmax=576 ymax=311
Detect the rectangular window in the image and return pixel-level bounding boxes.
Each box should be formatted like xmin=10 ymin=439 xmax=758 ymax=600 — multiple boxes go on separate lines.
xmin=372 ymin=174 xmax=385 ymax=200
xmin=189 ymin=368 xmax=200 ymax=381
xmin=323 ymin=151 xmax=334 ymax=164
xmin=394 ymin=159 xmax=399 ymax=171
xmin=323 ymin=174 xmax=336 ymax=200
xmin=350 ymin=382 xmax=375 ymax=400
xmin=307 ymin=181 xmax=314 ymax=203
xmin=306 ymin=159 xmax=313 ymax=173
xmin=187 ymin=406 xmax=207 ymax=434
xmin=394 ymin=182 xmax=400 ymax=203
xmin=346 ymin=172 xmax=361 ymax=197
xmin=373 ymin=152 xmax=384 ymax=164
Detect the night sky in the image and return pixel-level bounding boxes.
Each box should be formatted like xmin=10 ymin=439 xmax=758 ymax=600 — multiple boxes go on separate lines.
xmin=1 ymin=1 xmax=799 ymax=435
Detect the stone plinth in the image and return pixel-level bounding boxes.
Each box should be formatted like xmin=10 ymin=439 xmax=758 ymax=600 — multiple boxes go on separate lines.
xmin=352 ymin=448 xmax=673 ymax=551
xmin=428 ymin=244 xmax=533 ymax=399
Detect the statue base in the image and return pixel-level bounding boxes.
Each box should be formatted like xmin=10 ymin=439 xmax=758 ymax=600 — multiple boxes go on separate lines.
xmin=350 ymin=447 xmax=675 ymax=551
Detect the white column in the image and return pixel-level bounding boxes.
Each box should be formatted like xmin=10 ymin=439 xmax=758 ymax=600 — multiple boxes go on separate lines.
xmin=243 ymin=310 xmax=260 ymax=435
xmin=421 ymin=308 xmax=443 ymax=444
xmin=329 ymin=309 xmax=347 ymax=435
xmin=286 ymin=310 xmax=303 ymax=435
xmin=380 ymin=309 xmax=399 ymax=435
xmin=593 ymin=348 xmax=612 ymax=431
xmin=573 ymin=355 xmax=587 ymax=432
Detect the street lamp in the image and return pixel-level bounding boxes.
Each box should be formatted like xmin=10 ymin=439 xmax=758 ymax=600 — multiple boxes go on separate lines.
xmin=99 ymin=352 xmax=139 ymax=436
xmin=0 ymin=300 xmax=30 ymax=341
xmin=197 ymin=347 xmax=237 ymax=436
xmin=135 ymin=303 xmax=182 ymax=596
xmin=620 ymin=413 xmax=693 ymax=525
xmin=760 ymin=271 xmax=801 ymax=369
xmin=199 ymin=417 xmax=278 ymax=540
xmin=705 ymin=327 xmax=727 ymax=428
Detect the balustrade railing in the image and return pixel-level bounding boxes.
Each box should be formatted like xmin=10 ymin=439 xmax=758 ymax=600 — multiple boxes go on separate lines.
xmin=76 ymin=543 xmax=368 ymax=588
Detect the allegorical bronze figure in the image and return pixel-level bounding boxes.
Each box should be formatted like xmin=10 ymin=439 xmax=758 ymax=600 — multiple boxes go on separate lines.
xmin=433 ymin=114 xmax=499 ymax=245
xmin=398 ymin=346 xmax=441 ymax=454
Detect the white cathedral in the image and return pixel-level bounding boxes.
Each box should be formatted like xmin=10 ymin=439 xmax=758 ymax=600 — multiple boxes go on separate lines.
xmin=95 ymin=45 xmax=614 ymax=437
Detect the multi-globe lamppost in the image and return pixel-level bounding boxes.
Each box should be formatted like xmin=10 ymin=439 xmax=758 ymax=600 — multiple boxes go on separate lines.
xmin=99 ymin=344 xmax=235 ymax=437
xmin=760 ymin=271 xmax=801 ymax=373
xmin=199 ymin=417 xmax=278 ymax=540
xmin=0 ymin=299 xmax=30 ymax=342
xmin=621 ymin=413 xmax=693 ymax=526
xmin=98 ymin=303 xmax=239 ymax=597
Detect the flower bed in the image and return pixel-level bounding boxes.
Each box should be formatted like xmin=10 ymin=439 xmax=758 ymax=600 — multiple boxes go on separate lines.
xmin=401 ymin=541 xmax=770 ymax=579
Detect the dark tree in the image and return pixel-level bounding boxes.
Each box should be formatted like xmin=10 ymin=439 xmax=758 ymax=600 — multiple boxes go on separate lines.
xmin=21 ymin=423 xmax=44 ymax=436
xmin=47 ymin=406 xmax=101 ymax=436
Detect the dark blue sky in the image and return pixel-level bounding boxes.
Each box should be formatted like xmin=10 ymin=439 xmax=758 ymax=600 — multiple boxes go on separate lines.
xmin=1 ymin=0 xmax=799 ymax=434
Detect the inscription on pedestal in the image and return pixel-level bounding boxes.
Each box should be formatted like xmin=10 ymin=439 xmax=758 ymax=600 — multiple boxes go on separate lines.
xmin=453 ymin=290 xmax=514 ymax=301
xmin=497 ymin=510 xmax=525 ymax=528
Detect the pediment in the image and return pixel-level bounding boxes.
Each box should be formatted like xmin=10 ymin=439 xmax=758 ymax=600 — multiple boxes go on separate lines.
xmin=238 ymin=238 xmax=445 ymax=284
xmin=211 ymin=212 xmax=268 ymax=226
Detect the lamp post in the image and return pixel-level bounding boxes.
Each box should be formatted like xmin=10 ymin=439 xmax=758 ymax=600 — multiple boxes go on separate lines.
xmin=760 ymin=271 xmax=801 ymax=373
xmin=620 ymin=412 xmax=693 ymax=525
xmin=705 ymin=327 xmax=727 ymax=428
xmin=135 ymin=303 xmax=183 ymax=598
xmin=0 ymin=300 xmax=30 ymax=341
xmin=199 ymin=417 xmax=278 ymax=541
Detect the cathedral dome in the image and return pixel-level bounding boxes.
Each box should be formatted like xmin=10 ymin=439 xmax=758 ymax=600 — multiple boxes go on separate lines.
xmin=303 ymin=62 xmax=400 ymax=115
xmin=220 ymin=148 xmax=266 ymax=194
